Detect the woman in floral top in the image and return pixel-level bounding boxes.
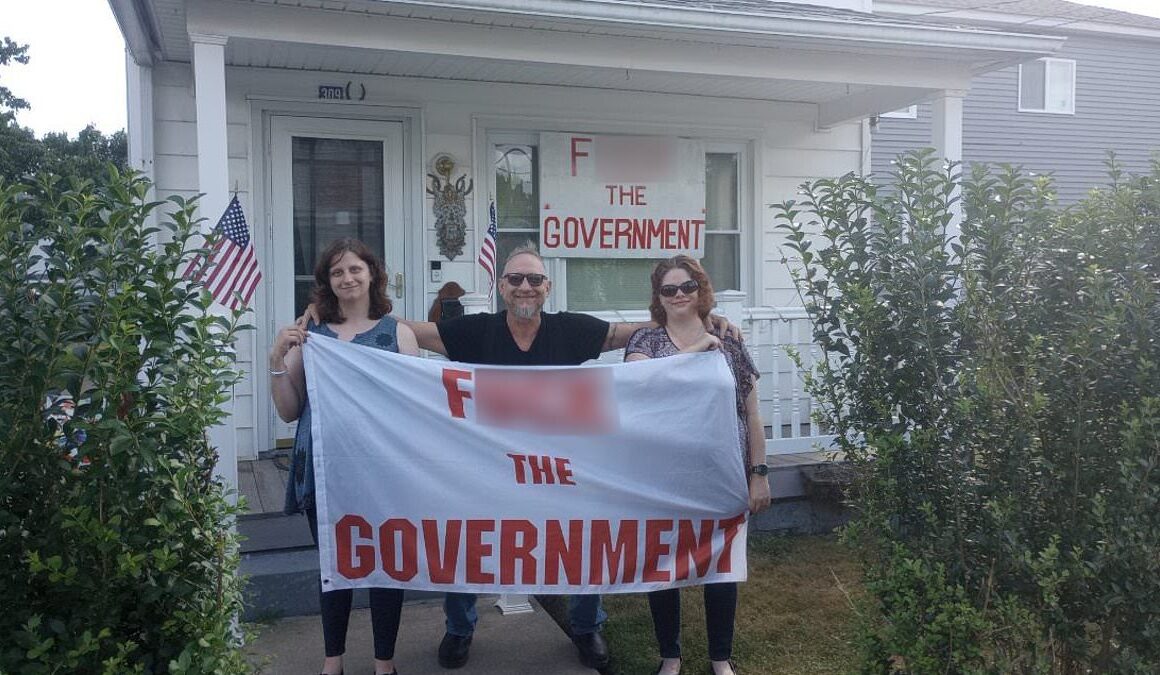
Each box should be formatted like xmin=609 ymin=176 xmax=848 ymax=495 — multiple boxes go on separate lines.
xmin=624 ymin=255 xmax=771 ymax=675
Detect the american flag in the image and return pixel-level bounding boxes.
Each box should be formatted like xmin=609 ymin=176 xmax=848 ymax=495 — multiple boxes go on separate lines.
xmin=185 ymin=196 xmax=262 ymax=311
xmin=478 ymin=198 xmax=498 ymax=297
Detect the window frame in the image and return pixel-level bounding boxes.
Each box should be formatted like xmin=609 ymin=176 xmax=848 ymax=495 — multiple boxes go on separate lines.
xmin=1018 ymin=57 xmax=1076 ymax=115
xmin=484 ymin=130 xmax=753 ymax=313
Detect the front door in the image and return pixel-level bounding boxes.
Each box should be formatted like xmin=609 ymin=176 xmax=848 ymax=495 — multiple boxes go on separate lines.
xmin=269 ymin=116 xmax=406 ymax=445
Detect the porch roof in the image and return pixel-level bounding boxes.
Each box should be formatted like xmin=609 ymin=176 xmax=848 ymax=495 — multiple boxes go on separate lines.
xmin=110 ymin=0 xmax=1066 ymax=126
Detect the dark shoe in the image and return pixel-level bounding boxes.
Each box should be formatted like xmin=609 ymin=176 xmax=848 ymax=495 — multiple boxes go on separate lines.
xmin=655 ymin=661 xmax=682 ymax=674
xmin=438 ymin=632 xmax=472 ymax=669
xmin=708 ymin=661 xmax=738 ymax=675
xmin=572 ymin=631 xmax=610 ymax=669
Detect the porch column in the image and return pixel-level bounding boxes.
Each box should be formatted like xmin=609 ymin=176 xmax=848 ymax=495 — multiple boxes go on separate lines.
xmin=126 ymin=54 xmax=157 ymax=238
xmin=931 ymin=90 xmax=966 ymax=245
xmin=190 ymin=32 xmax=238 ymax=498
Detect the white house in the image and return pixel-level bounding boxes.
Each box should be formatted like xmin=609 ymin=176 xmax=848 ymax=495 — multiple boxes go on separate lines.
xmin=107 ymin=0 xmax=1063 ymax=495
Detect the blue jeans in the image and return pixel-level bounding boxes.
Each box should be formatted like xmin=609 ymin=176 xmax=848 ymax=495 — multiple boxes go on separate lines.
xmin=444 ymin=593 xmax=606 ymax=637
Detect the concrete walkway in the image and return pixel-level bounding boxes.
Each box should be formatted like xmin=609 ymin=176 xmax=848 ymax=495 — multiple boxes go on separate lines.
xmin=246 ymin=596 xmax=599 ymax=675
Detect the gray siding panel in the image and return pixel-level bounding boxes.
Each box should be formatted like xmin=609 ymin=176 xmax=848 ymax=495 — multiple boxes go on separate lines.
xmin=872 ymin=33 xmax=1160 ymax=204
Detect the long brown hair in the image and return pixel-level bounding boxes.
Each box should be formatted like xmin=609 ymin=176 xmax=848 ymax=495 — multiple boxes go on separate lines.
xmin=311 ymin=238 xmax=392 ymax=323
xmin=648 ymin=255 xmax=715 ymax=326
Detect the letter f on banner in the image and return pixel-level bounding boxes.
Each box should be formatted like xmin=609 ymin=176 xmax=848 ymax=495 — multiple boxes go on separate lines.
xmin=443 ymin=368 xmax=473 ymax=418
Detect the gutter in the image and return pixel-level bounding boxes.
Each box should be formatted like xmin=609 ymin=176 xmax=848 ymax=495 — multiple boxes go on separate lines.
xmin=370 ymin=0 xmax=1066 ymax=55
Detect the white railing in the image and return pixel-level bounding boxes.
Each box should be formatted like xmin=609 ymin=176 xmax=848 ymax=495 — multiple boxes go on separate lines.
xmin=584 ymin=291 xmax=837 ymax=457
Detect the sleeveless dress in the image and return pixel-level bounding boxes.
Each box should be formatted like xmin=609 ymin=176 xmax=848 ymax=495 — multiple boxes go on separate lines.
xmin=283 ymin=316 xmax=400 ymax=515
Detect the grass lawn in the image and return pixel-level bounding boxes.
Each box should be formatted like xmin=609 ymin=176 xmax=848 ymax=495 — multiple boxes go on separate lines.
xmin=601 ymin=534 xmax=864 ymax=675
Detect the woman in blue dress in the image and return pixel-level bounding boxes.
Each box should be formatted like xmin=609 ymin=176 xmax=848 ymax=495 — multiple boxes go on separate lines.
xmin=624 ymin=255 xmax=771 ymax=675
xmin=269 ymin=238 xmax=419 ymax=675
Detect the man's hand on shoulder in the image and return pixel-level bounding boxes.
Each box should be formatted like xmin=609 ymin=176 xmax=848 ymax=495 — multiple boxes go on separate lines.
xmin=297 ymin=303 xmax=320 ymax=328
xmin=706 ymin=314 xmax=742 ymax=341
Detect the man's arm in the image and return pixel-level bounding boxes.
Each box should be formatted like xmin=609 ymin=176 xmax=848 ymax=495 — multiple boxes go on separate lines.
xmin=602 ymin=321 xmax=655 ymax=352
xmin=400 ymin=319 xmax=447 ymax=356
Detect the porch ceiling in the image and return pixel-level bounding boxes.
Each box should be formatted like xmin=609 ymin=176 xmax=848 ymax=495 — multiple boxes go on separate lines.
xmin=226 ymin=38 xmax=873 ymax=105
xmin=118 ymin=0 xmax=1065 ymax=125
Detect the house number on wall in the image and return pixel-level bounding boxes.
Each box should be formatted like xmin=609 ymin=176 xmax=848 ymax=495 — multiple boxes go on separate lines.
xmin=318 ymin=82 xmax=367 ymax=101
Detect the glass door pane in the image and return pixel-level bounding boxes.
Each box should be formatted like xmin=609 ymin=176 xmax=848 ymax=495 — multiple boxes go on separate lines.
xmin=291 ymin=137 xmax=385 ymax=317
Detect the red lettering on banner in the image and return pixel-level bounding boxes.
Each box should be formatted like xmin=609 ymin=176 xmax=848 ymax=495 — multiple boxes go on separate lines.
xmin=590 ymin=520 xmax=639 ymax=584
xmin=642 ymin=519 xmax=673 ymax=583
xmin=664 ymin=220 xmax=678 ymax=249
xmin=443 ymin=369 xmax=472 ymax=418
xmin=580 ymin=218 xmax=598 ymax=250
xmin=604 ymin=184 xmax=647 ymax=206
xmin=692 ymin=220 xmax=704 ymax=248
xmin=615 ymin=219 xmax=632 ymax=248
xmin=545 ymin=520 xmax=584 ymax=584
xmin=423 ymin=519 xmax=462 ymax=584
xmin=675 ymin=519 xmax=715 ymax=581
xmin=466 ymin=519 xmax=495 ymax=583
xmin=328 ymin=515 xmax=743 ymax=587
xmin=380 ymin=518 xmax=418 ymax=582
xmin=543 ymin=216 xmax=560 ymax=248
xmin=500 ymin=519 xmax=538 ymax=584
xmin=564 ymin=217 xmax=581 ymax=248
xmin=555 ymin=457 xmax=576 ymax=486
xmin=336 ymin=514 xmax=376 ymax=579
xmin=507 ymin=454 xmax=577 ymax=486
xmin=507 ymin=453 xmax=529 ymax=484
xmin=599 ymin=218 xmax=614 ymax=249
xmin=648 ymin=219 xmax=665 ymax=246
xmin=677 ymin=220 xmax=689 ymax=249
xmin=528 ymin=455 xmax=554 ymax=484
xmin=570 ymin=137 xmax=591 ymax=176
xmin=715 ymin=514 xmax=745 ymax=574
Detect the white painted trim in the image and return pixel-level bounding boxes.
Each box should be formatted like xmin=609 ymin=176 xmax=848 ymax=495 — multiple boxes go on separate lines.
xmin=184 ymin=0 xmax=1064 ymax=87
xmin=190 ymin=35 xmax=239 ymax=497
xmin=125 ymin=54 xmax=156 ymax=238
xmin=107 ymin=0 xmax=157 ymax=65
xmin=880 ymin=105 xmax=918 ymax=119
xmin=931 ymin=90 xmax=964 ymax=244
xmin=314 ymin=0 xmax=1066 ymax=51
xmin=1017 ymin=58 xmax=1077 ymax=116
xmin=248 ymin=98 xmax=426 ymax=456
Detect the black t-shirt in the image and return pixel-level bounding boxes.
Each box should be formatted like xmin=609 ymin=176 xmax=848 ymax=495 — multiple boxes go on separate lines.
xmin=437 ymin=311 xmax=610 ymax=366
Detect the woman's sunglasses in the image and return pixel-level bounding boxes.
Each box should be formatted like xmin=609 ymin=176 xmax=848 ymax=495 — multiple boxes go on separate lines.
xmin=659 ymin=280 xmax=700 ymax=297
xmin=502 ymin=272 xmax=548 ymax=287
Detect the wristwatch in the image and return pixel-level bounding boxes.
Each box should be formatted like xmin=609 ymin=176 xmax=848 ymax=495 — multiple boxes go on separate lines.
xmin=749 ymin=463 xmax=769 ymax=477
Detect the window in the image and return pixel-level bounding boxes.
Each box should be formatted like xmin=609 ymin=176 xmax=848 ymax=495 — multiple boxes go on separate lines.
xmin=491 ymin=137 xmax=744 ymax=312
xmin=493 ymin=143 xmax=540 ymax=312
xmin=1019 ymin=58 xmax=1075 ymax=114
xmin=881 ymin=105 xmax=917 ymax=119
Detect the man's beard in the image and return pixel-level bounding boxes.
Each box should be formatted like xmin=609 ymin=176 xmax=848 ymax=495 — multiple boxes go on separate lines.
xmin=509 ymin=302 xmax=539 ymax=320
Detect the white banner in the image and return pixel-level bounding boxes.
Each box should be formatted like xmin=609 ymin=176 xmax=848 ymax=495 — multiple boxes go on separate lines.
xmin=539 ymin=133 xmax=706 ymax=258
xmin=304 ymin=335 xmax=748 ymax=594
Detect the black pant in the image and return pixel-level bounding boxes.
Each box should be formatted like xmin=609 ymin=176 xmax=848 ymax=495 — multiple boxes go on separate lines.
xmin=648 ymin=583 xmax=737 ymax=662
xmin=306 ymin=506 xmax=404 ymax=659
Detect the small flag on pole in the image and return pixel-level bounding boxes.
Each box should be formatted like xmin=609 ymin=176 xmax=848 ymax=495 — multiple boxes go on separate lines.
xmin=478 ymin=198 xmax=498 ymax=298
xmin=185 ymin=195 xmax=262 ymax=311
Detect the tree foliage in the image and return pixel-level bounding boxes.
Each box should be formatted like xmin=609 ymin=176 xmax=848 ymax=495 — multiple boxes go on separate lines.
xmin=774 ymin=150 xmax=1160 ymax=673
xmin=0 ymin=35 xmax=127 ymax=184
xmin=0 ymin=170 xmax=250 ymax=673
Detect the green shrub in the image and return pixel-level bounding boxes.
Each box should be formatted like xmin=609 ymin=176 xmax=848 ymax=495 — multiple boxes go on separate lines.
xmin=774 ymin=150 xmax=1160 ymax=673
xmin=0 ymin=169 xmax=250 ymax=673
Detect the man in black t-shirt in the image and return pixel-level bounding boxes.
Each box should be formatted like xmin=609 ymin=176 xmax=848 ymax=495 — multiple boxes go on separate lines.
xmin=404 ymin=245 xmax=644 ymax=671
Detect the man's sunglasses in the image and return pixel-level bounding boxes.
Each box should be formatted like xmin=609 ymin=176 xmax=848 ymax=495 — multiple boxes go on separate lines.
xmin=659 ymin=280 xmax=700 ymax=297
xmin=502 ymin=272 xmax=548 ymax=287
